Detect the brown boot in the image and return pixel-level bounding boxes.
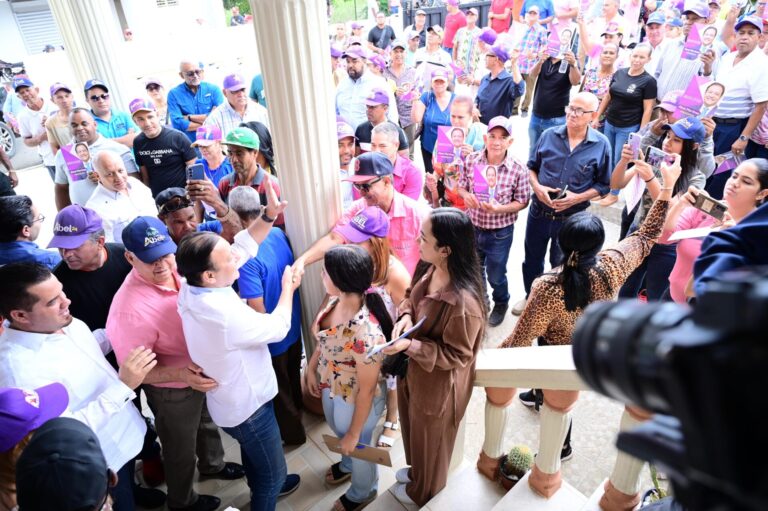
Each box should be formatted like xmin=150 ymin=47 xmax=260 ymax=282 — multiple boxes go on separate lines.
xmin=477 ymin=450 xmax=502 ymax=482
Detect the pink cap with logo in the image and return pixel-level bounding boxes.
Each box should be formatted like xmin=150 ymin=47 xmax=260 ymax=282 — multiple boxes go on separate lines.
xmin=129 ymin=97 xmax=156 ymax=115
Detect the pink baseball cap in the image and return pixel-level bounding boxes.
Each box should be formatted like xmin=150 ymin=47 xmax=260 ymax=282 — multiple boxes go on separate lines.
xmin=192 ymin=125 xmax=222 ymax=147
xmin=337 ymin=122 xmax=356 ymax=140
xmin=488 ymin=116 xmax=513 ymax=136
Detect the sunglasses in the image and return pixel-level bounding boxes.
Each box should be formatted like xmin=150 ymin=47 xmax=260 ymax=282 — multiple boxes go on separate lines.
xmin=146 ymin=85 xmax=161 ymax=91
xmin=352 ymin=177 xmax=382 ymax=192
xmin=89 ymin=93 xmax=109 ymax=102
xmin=159 ymin=197 xmax=192 ymax=214
xmin=184 ymin=70 xmax=204 ymax=78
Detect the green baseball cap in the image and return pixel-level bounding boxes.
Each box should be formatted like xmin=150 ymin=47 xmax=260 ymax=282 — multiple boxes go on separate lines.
xmin=224 ymin=127 xmax=260 ymax=150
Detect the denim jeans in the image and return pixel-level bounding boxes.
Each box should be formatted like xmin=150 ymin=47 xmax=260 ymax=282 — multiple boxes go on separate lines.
xmin=528 ymin=114 xmax=566 ymax=162
xmin=474 ymin=223 xmax=515 ymax=305
xmin=604 ymin=120 xmax=639 ymax=195
xmin=322 ymin=387 xmax=386 ymax=502
xmin=223 ymin=401 xmax=286 ymax=511
xmin=618 ymin=241 xmax=677 ymax=301
xmin=522 ymin=200 xmax=568 ymax=296
xmin=110 ymin=460 xmax=135 ymax=511
xmin=707 ymin=118 xmax=749 ymax=200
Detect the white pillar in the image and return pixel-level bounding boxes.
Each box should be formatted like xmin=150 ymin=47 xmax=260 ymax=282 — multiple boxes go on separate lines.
xmin=48 ymin=0 xmax=130 ymax=109
xmin=248 ymin=0 xmax=341 ymax=351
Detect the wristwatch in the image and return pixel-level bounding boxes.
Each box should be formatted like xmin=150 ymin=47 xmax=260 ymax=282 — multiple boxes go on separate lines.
xmin=738 ymin=135 xmax=748 ymax=142
xmin=261 ymin=206 xmax=276 ymax=223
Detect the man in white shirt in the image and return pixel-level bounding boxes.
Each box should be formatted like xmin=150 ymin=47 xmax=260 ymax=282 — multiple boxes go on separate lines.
xmin=336 ymin=45 xmax=398 ymax=129
xmin=0 ymin=262 xmax=156 ymax=510
xmin=203 ymin=73 xmax=270 ymax=138
xmin=86 ymin=151 xmax=156 ymax=243
xmin=14 ymin=77 xmax=55 ymax=180
xmin=176 ymin=179 xmax=302 ymax=507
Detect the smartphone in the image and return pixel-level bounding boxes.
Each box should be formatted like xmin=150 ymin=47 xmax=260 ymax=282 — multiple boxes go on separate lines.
xmin=547 ymin=185 xmax=568 ymax=200
xmin=644 ymin=146 xmax=675 ymax=171
xmin=628 ymin=133 xmax=642 ymax=160
xmin=692 ymin=192 xmax=728 ymax=221
xmin=186 ymin=163 xmax=206 ymax=181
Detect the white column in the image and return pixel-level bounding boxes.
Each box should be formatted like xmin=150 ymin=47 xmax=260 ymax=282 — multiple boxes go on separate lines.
xmin=48 ymin=0 xmax=130 ymax=109
xmin=248 ymin=0 xmax=341 ymax=351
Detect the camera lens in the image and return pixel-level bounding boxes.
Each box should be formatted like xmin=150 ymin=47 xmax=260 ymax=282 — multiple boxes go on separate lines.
xmin=572 ymin=300 xmax=691 ymax=414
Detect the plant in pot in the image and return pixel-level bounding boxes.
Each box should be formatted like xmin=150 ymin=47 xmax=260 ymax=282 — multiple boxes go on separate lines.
xmin=640 ymin=464 xmax=669 ymax=506
xmin=499 ymin=445 xmax=534 ymax=490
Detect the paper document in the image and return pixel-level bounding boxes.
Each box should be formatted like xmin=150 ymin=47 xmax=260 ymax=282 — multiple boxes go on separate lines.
xmin=366 ymin=317 xmax=426 ymax=359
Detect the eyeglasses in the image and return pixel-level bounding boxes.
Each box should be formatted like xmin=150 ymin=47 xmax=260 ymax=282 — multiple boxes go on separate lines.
xmin=89 ymin=93 xmax=109 ymax=102
xmin=352 ymin=177 xmax=382 ymax=192
xmin=184 ymin=70 xmax=204 ymax=78
xmin=31 ymin=214 xmax=45 ymax=224
xmin=565 ymin=106 xmax=595 ymax=117
xmin=159 ymin=197 xmax=192 ymax=214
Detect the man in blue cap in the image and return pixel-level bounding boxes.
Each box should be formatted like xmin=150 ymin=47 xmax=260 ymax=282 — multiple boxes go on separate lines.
xmin=645 ymin=11 xmax=669 ymax=76
xmin=14 ymin=77 xmax=56 ymax=180
xmin=85 ymin=78 xmax=138 ymax=148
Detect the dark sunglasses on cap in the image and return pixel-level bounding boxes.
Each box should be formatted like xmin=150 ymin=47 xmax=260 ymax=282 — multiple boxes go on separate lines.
xmin=158 ymin=196 xmax=192 ymax=214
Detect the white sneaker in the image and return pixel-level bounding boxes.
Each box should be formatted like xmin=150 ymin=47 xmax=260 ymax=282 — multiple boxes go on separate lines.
xmin=393 ymin=483 xmax=417 ymax=505
xmin=395 ymin=467 xmax=412 ymax=484
xmin=511 ymin=297 xmax=528 ymax=316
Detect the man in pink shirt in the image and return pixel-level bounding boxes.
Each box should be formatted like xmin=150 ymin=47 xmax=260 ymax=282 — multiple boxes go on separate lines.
xmin=294 ymin=152 xmax=429 ymax=275
xmin=443 ymin=0 xmax=468 ymax=53
xmin=489 ymin=0 xmax=515 ymax=34
xmin=107 ymin=216 xmax=244 ymax=511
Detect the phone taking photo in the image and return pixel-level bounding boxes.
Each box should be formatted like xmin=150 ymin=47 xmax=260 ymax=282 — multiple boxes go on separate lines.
xmin=644 ymin=146 xmax=675 ymax=172
xmin=186 ymin=163 xmax=206 ymax=182
xmin=628 ymin=133 xmax=642 ymax=160
xmin=692 ymin=192 xmax=728 ymax=221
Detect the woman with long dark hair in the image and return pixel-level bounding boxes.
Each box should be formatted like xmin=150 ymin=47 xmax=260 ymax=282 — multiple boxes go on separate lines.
xmin=477 ymin=159 xmax=681 ymax=498
xmin=383 ymin=208 xmax=486 ymax=507
xmin=305 ymin=245 xmax=393 ymax=511
xmin=240 ymin=121 xmax=277 ymax=176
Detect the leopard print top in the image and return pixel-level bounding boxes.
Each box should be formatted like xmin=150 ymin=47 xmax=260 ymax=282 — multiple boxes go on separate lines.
xmin=501 ymin=199 xmax=670 ymax=348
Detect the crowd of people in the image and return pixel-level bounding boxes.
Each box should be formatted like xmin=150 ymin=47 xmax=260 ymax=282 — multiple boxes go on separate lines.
xmin=1 ymin=1 xmax=768 ymax=510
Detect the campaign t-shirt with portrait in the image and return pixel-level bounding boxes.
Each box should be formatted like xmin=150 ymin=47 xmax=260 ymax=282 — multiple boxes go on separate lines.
xmin=134 ymin=126 xmax=197 ymax=197
xmin=605 ymin=68 xmax=658 ymax=128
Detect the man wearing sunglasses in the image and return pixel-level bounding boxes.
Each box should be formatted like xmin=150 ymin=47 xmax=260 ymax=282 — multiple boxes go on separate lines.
xmin=85 ymin=79 xmax=138 ymax=149
xmin=156 ymin=185 xmax=242 ymax=245
xmin=0 ymin=195 xmax=61 ymax=268
xmin=168 ymin=60 xmax=225 ymax=143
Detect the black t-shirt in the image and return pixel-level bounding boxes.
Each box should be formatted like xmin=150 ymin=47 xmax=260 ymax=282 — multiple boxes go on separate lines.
xmin=354 ymin=121 xmax=408 ymax=152
xmin=53 ymin=243 xmax=132 ymax=331
xmin=368 ymin=25 xmax=396 ymax=50
xmin=134 ymin=127 xmax=197 ymax=197
xmin=532 ymin=59 xmax=574 ymax=119
xmin=605 ymin=68 xmax=657 ymax=128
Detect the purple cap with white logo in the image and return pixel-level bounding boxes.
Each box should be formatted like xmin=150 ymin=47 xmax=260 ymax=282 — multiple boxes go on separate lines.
xmin=343 ymin=45 xmax=368 ymax=60
xmin=365 ymin=87 xmax=389 ymax=106
xmin=49 ymin=83 xmax=71 ymax=96
xmin=735 ymin=14 xmax=764 ymax=33
xmin=48 ymin=205 xmax=104 ymax=249
xmin=223 ymin=73 xmax=247 ymax=92
xmin=335 ymin=206 xmax=390 ymax=243
xmin=337 ymin=122 xmax=357 ymax=140
xmin=682 ymin=0 xmax=709 ymax=18
xmin=192 ymin=125 xmax=222 ymax=147
xmin=368 ymin=54 xmax=387 ymax=71
xmin=0 ymin=383 xmax=69 ymax=453
xmin=129 ymin=97 xmax=156 ymax=115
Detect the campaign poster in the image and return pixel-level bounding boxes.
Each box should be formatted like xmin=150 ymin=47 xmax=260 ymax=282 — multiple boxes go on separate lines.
xmin=62 ymin=142 xmax=90 ymax=182
xmin=699 ymin=25 xmax=719 ymax=55
xmin=674 ymin=75 xmax=708 ymax=119
xmin=714 ymin=151 xmax=743 ymax=176
xmin=449 ymin=61 xmax=465 ymax=78
xmin=681 ymin=24 xmax=702 ymax=60
xmin=473 ymin=164 xmax=498 ymax=203
xmin=547 ymin=29 xmax=561 ymax=58
xmin=698 ymin=81 xmax=725 ymax=119
xmin=436 ymin=126 xmax=466 ymax=164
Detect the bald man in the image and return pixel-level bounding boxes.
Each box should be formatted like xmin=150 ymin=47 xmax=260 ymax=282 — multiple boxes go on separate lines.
xmin=167 ymin=59 xmax=225 ymax=143
xmin=85 ymin=151 xmax=157 ymax=243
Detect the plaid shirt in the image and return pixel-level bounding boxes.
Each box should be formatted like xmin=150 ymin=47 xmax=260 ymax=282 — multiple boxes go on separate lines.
xmin=516 ymin=24 xmax=548 ymax=75
xmin=460 ymin=150 xmax=531 ymax=229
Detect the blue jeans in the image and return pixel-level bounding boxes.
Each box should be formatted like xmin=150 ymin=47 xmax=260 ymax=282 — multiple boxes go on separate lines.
xmin=474 ymin=223 xmax=515 ymax=305
xmin=322 ymin=387 xmax=386 ymax=502
xmin=223 ymin=401 xmax=286 ymax=511
xmin=522 ymin=200 xmax=568 ymax=296
xmin=528 ymin=115 xmax=566 ymax=162
xmin=618 ymin=240 xmax=677 ymax=301
xmin=110 ymin=460 xmax=135 ymax=511
xmin=707 ymin=118 xmax=749 ymax=200
xmin=604 ymin=121 xmax=639 ymax=195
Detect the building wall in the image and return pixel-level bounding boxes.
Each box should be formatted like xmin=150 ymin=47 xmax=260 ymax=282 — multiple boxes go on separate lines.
xmin=0 ymin=1 xmax=31 ymax=63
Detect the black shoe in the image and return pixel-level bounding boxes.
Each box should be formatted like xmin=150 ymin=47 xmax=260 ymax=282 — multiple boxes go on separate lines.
xmin=560 ymin=442 xmax=573 ymax=461
xmin=169 ymin=494 xmax=221 ymax=511
xmin=133 ymin=485 xmax=166 ymax=509
xmin=488 ymin=302 xmax=508 ymax=327
xmin=199 ymin=461 xmax=245 ymax=480
xmin=279 ymin=473 xmax=301 ymax=497
xmin=519 ymin=388 xmax=543 ymax=410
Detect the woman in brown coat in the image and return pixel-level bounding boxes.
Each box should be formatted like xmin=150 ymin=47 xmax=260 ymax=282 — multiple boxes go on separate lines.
xmin=383 ymin=208 xmax=486 ymax=507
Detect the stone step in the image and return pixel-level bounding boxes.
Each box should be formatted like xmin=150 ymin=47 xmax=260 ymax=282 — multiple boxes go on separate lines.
xmin=491 ymin=471 xmax=588 ymax=511
xmin=580 ymin=478 xmax=611 ymax=511
xmin=587 ymin=197 xmax=626 ymax=226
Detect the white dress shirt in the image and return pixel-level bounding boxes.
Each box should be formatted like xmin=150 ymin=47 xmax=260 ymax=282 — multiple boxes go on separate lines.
xmin=177 ymin=230 xmax=292 ymax=428
xmin=336 ymin=71 xmax=399 ymax=129
xmin=0 ymin=318 xmax=145 ymax=470
xmin=203 ymin=100 xmax=270 ymax=138
xmin=85 ymin=176 xmax=157 ymax=243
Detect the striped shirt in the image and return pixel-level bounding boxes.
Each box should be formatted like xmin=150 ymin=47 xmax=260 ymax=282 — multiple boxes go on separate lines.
xmin=516 ymin=24 xmax=548 ymax=75
xmin=714 ymin=48 xmax=768 ymax=120
xmin=654 ymin=37 xmax=718 ymax=101
xmin=203 ymin=100 xmax=270 ymax=138
xmin=460 ymin=150 xmax=531 ymax=229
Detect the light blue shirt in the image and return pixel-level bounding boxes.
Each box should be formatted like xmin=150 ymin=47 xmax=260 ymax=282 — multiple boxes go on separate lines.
xmin=93 ymin=109 xmax=137 ymax=140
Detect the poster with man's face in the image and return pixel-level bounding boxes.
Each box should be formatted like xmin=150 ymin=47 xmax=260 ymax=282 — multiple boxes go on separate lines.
xmin=473 ymin=163 xmax=497 ymax=203
xmin=436 ymin=126 xmax=467 ymax=163
xmin=61 ymin=142 xmax=88 ymax=182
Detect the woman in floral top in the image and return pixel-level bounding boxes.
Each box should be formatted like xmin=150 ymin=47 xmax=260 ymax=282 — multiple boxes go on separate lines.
xmin=306 ymin=245 xmax=393 ymax=511
xmin=580 ymin=43 xmax=619 ymax=131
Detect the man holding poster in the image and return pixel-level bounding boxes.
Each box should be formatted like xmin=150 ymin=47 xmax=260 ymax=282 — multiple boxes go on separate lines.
xmin=458 ymin=117 xmax=530 ymax=326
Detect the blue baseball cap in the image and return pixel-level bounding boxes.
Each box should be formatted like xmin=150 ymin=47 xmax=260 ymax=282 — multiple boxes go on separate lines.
xmin=84 ymin=78 xmax=109 ymax=93
xmin=13 ymin=77 xmax=34 ymax=92
xmin=122 ymin=216 xmax=177 ymax=263
xmin=663 ymin=117 xmax=706 ymax=143
xmin=647 ymin=11 xmax=666 ymax=25
xmin=344 ymin=151 xmax=394 ymax=183
xmin=734 ymin=15 xmax=764 ymax=33
xmin=666 ymin=17 xmax=684 ymax=27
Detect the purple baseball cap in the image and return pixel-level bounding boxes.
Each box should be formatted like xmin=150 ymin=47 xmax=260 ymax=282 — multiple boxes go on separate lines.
xmin=129 ymin=97 xmax=156 ymax=115
xmin=0 ymin=383 xmax=69 ymax=453
xmin=479 ymin=27 xmax=498 ymax=46
xmin=192 ymin=125 xmax=222 ymax=147
xmin=488 ymin=116 xmax=514 ymax=136
xmin=223 ymin=73 xmax=247 ymax=92
xmin=337 ymin=121 xmax=356 ymax=140
xmin=336 ymin=206 xmax=390 ymax=243
xmin=48 ymin=205 xmax=104 ymax=249
xmin=144 ymin=77 xmax=163 ymax=88
xmin=489 ymin=43 xmax=512 ymax=62
xmin=656 ymin=89 xmax=683 ymax=111
xmin=368 ymin=54 xmax=387 ymax=71
xmin=365 ymin=87 xmax=389 ymax=106
xmin=682 ymin=0 xmax=709 ymax=18
xmin=431 ymin=67 xmax=451 ymax=82
xmin=49 ymin=83 xmax=71 ymax=96
xmin=735 ymin=14 xmax=763 ymax=33
xmin=331 ymin=44 xmax=344 ymax=58
xmin=343 ymin=45 xmax=368 ymax=60
xmin=351 ymin=21 xmax=364 ymax=30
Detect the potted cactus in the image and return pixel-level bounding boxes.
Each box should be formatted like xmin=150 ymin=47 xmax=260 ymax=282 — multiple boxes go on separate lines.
xmin=499 ymin=445 xmax=534 ymax=490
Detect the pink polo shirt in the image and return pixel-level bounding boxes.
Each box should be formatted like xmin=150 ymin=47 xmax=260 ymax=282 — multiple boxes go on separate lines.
xmin=352 ymin=156 xmax=425 ymax=202
xmin=107 ymin=268 xmax=191 ymax=388
xmin=334 ymin=191 xmax=430 ymax=275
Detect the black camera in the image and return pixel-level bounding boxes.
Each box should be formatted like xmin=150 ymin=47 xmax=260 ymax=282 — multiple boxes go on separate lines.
xmin=572 ymin=271 xmax=768 ymax=511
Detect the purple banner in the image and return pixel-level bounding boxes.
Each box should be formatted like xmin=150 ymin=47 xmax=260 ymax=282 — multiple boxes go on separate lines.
xmin=681 ymin=24 xmax=702 ymax=61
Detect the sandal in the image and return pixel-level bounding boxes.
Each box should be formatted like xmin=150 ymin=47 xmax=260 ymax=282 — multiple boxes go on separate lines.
xmin=325 ymin=462 xmax=351 ymax=485
xmin=377 ymin=420 xmax=400 ymax=448
xmin=332 ymin=493 xmax=376 ymax=511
